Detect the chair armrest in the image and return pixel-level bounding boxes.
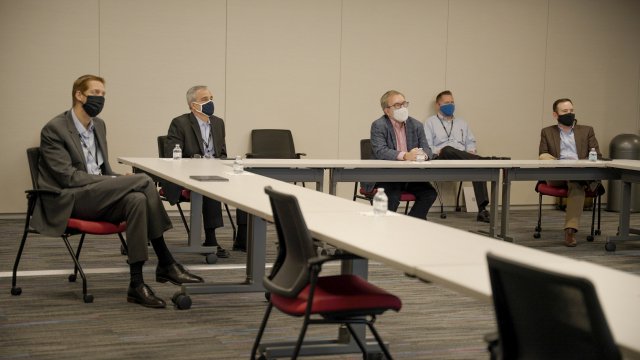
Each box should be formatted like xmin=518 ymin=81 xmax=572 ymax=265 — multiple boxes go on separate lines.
xmin=295 ymin=152 xmax=307 ymax=158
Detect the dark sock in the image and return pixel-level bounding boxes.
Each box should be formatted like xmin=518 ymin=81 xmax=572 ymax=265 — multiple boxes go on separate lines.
xmin=204 ymin=229 xmax=219 ymax=246
xmin=129 ymin=261 xmax=144 ymax=287
xmin=150 ymin=236 xmax=175 ymax=267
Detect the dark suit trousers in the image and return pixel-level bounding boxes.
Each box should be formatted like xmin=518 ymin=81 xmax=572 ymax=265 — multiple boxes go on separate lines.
xmin=376 ymin=182 xmax=437 ymax=220
xmin=70 ymin=174 xmax=172 ymax=263
xmin=437 ymin=146 xmax=489 ymax=209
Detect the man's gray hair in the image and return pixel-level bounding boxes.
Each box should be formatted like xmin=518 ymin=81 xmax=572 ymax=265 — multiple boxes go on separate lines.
xmin=186 ymin=85 xmax=208 ymax=106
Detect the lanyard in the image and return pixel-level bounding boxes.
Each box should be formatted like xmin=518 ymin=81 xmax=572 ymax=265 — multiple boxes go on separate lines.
xmin=78 ymin=134 xmax=100 ymax=172
xmin=437 ymin=114 xmax=454 ymax=140
xmin=202 ymin=124 xmax=214 ymax=156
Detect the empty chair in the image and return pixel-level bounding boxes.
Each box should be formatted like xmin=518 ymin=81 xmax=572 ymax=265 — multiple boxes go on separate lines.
xmin=252 ymin=186 xmax=402 ymax=359
xmin=11 ymin=147 xmax=128 ymax=303
xmin=245 ymin=129 xmax=306 ymax=159
xmin=353 ymin=138 xmax=415 ymax=214
xmin=533 ymin=181 xmax=604 ymax=241
xmin=486 ymin=252 xmax=621 ymax=360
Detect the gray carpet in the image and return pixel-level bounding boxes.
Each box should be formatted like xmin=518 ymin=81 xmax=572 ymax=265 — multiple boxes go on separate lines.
xmin=1 ymin=205 xmax=639 ymax=359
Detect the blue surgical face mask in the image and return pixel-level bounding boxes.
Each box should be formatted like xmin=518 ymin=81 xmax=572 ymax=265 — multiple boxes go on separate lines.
xmin=196 ymin=100 xmax=214 ymax=116
xmin=440 ymin=103 xmax=455 ymax=117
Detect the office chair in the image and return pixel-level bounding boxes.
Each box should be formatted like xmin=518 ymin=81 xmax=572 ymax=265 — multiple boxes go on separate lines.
xmin=533 ymin=181 xmax=604 ymax=241
xmin=245 ymin=129 xmax=306 ymax=159
xmin=156 ymin=135 xmax=236 ymax=263
xmin=11 ymin=147 xmax=128 ymax=303
xmin=486 ymin=253 xmax=621 ymax=360
xmin=353 ymin=139 xmax=415 ymax=214
xmin=252 ymin=186 xmax=402 ymax=360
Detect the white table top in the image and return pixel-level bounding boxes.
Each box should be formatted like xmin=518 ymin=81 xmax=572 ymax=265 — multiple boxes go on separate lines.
xmin=607 ymin=159 xmax=640 ymax=172
xmin=120 ymin=156 xmax=640 ymax=356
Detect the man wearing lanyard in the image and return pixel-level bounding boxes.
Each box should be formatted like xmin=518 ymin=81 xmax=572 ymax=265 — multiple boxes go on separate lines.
xmin=539 ymin=98 xmax=601 ymax=247
xmin=33 ymin=75 xmax=203 ymax=308
xmin=164 ymin=86 xmax=248 ymax=255
xmin=424 ymin=90 xmax=491 ymax=223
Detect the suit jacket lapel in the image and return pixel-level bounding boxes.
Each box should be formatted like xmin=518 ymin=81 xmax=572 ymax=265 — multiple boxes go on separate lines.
xmin=574 ymin=126 xmax=586 ymax=157
xmin=384 ymin=118 xmax=398 ymax=150
xmin=64 ymin=112 xmax=88 ymax=172
xmin=188 ymin=113 xmax=205 ymax=155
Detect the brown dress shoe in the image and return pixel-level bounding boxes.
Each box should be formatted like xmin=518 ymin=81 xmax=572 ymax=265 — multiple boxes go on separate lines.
xmin=564 ymin=228 xmax=577 ymax=247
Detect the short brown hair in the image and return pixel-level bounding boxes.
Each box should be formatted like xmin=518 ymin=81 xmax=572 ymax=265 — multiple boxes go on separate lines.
xmin=436 ymin=90 xmax=453 ymax=103
xmin=380 ymin=90 xmax=404 ymax=110
xmin=72 ymin=74 xmax=105 ymax=106
xmin=552 ymin=98 xmax=572 ymax=112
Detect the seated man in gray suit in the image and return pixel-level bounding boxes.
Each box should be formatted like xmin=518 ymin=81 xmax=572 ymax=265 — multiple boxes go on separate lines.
xmin=370 ymin=90 xmax=438 ymax=219
xmin=164 ymin=85 xmax=248 ymax=255
xmin=33 ymin=75 xmax=203 ymax=308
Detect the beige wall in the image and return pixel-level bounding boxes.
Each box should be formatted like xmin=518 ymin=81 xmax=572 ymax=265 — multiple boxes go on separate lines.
xmin=1 ymin=0 xmax=639 ymax=214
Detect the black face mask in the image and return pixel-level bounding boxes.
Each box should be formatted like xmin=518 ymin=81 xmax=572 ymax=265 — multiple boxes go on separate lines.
xmin=82 ymin=96 xmax=105 ymax=117
xmin=557 ymin=113 xmax=575 ymax=127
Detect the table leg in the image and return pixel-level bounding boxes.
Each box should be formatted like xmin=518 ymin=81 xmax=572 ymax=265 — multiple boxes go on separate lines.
xmin=500 ymin=169 xmax=514 ymax=242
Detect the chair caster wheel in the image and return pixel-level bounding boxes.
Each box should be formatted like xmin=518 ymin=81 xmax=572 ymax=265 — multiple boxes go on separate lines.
xmin=120 ymin=244 xmax=128 ymax=256
xmin=83 ymin=294 xmax=94 ymax=303
xmin=440 ymin=213 xmax=447 ymax=219
xmin=11 ymin=287 xmax=22 ymax=296
xmin=205 ymin=253 xmax=218 ymax=264
xmin=587 ymin=235 xmax=594 ymax=242
xmin=605 ymin=242 xmax=616 ymax=252
xmin=68 ymin=274 xmax=77 ymax=282
xmin=172 ymin=292 xmax=192 ymax=310
xmin=533 ymin=232 xmax=541 ymax=239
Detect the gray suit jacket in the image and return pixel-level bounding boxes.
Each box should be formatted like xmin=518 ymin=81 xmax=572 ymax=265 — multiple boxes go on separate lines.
xmin=370 ymin=115 xmax=432 ymax=160
xmin=32 ymin=111 xmax=118 ymax=236
xmin=539 ymin=124 xmax=601 ymax=159
xmin=162 ymin=112 xmax=227 ymax=203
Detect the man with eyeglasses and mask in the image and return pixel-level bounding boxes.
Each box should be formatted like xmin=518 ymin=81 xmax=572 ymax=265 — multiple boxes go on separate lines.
xmin=370 ymin=90 xmax=438 ymax=219
xmin=164 ymin=85 xmax=248 ymax=256
xmin=424 ymin=90 xmax=493 ymax=223
xmin=539 ymin=98 xmax=602 ymax=247
xmin=33 ymin=75 xmax=204 ymax=308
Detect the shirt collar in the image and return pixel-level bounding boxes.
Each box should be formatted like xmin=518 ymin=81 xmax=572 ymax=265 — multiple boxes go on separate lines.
xmin=71 ymin=108 xmax=94 ymax=136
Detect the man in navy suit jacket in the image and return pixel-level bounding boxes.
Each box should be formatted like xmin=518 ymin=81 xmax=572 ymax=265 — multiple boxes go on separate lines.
xmin=370 ymin=90 xmax=437 ymax=219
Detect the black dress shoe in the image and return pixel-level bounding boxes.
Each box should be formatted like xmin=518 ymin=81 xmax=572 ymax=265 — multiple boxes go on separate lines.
xmin=202 ymin=243 xmax=230 ymax=258
xmin=477 ymin=209 xmax=490 ymax=223
xmin=156 ymin=263 xmax=204 ymax=285
xmin=127 ymin=283 xmax=166 ymax=308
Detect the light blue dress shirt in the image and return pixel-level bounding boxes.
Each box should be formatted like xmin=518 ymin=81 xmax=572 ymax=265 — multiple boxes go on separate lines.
xmin=558 ymin=126 xmax=578 ymax=160
xmin=424 ymin=114 xmax=476 ymax=155
xmin=72 ymin=109 xmax=103 ymax=175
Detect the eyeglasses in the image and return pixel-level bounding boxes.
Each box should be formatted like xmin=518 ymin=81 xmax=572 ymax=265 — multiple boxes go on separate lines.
xmin=386 ymin=101 xmax=409 ymax=110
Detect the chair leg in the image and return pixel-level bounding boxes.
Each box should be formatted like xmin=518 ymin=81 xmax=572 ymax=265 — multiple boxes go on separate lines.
xmin=455 ymin=182 xmax=463 ymax=212
xmin=176 ymin=203 xmax=190 ymax=235
xmin=11 ymin=198 xmax=35 ymax=294
xmin=344 ymin=323 xmax=369 ymax=359
xmin=118 ymin=232 xmax=128 ymax=254
xmin=292 ymin=314 xmax=311 ymax=359
xmin=404 ymin=201 xmax=411 ymax=215
xmin=353 ymin=182 xmax=358 ymax=201
xmin=72 ymin=233 xmax=87 ymax=278
xmin=534 ymin=194 xmax=543 ymax=238
xmin=251 ymin=301 xmax=274 ymax=360
xmin=223 ymin=203 xmax=237 ymax=243
xmin=366 ymin=318 xmax=394 ymax=360
xmin=590 ymin=196 xmax=597 ymax=238
xmin=61 ymin=234 xmax=93 ymax=303
xmin=597 ymin=194 xmax=602 ymax=235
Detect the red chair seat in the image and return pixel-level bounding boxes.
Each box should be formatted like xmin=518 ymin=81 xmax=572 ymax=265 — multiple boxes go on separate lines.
xmin=159 ymin=188 xmax=191 ymax=201
xmin=271 ymin=274 xmax=402 ymax=317
xmin=66 ymin=219 xmax=126 ymax=235
xmin=536 ymin=182 xmax=601 ymax=198
xmin=359 ymin=187 xmax=417 ymax=202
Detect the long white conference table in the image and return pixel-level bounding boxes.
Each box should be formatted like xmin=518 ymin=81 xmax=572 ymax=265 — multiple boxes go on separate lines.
xmin=119 ymin=157 xmax=640 ymax=358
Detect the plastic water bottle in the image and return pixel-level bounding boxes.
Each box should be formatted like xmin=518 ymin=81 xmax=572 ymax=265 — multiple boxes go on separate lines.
xmin=373 ymin=188 xmax=388 ymax=215
xmin=172 ymin=144 xmax=182 ymax=160
xmin=588 ymin=148 xmax=597 ymax=162
xmin=233 ymin=155 xmax=244 ymax=173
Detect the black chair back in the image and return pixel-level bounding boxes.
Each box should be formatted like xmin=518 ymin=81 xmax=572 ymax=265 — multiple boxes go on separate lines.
xmin=263 ymin=186 xmax=318 ymax=297
xmin=26 ymin=147 xmax=41 ymax=190
xmin=360 ymin=138 xmax=374 ymax=160
xmin=248 ymin=129 xmax=300 ymax=159
xmin=157 ymin=135 xmax=169 ymax=158
xmin=487 ymin=253 xmax=621 ymax=360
